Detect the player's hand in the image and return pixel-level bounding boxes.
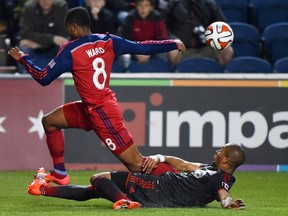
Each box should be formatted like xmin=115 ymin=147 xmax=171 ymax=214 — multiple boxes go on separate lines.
xmin=175 ymin=40 xmax=185 ymax=53
xmin=227 ymin=199 xmax=246 ymax=209
xmin=142 ymin=156 xmax=160 ymax=174
xmin=8 ymin=46 xmax=26 ymax=61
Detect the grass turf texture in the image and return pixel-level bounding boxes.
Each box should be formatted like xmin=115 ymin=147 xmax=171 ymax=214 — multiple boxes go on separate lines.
xmin=0 ymin=171 xmax=287 ymax=216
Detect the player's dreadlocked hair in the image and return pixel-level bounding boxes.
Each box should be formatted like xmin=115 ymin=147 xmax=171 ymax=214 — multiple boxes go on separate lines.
xmin=225 ymin=143 xmax=246 ymax=170
xmin=64 ymin=7 xmax=91 ymax=28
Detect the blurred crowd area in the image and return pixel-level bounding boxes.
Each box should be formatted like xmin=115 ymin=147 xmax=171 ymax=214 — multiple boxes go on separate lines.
xmin=1 ymin=0 xmax=288 ymax=74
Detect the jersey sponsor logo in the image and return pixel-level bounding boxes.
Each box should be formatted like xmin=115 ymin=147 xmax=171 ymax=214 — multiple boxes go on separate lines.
xmin=86 ymin=47 xmax=105 ymax=58
xmin=192 ymin=168 xmax=217 ymax=178
xmin=206 ymin=169 xmax=217 ymax=176
xmin=192 ymin=169 xmax=206 ymax=178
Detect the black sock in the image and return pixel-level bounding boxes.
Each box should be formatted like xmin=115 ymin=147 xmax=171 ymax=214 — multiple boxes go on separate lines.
xmin=91 ymin=176 xmax=128 ymax=202
xmin=43 ymin=185 xmax=98 ymax=201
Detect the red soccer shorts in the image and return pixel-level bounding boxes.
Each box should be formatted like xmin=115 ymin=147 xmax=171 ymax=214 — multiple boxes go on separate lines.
xmin=63 ymin=100 xmax=134 ymax=155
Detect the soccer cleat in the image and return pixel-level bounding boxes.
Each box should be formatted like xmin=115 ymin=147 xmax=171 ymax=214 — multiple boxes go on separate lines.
xmin=35 ymin=167 xmax=48 ymax=180
xmin=28 ymin=175 xmax=48 ymax=196
xmin=33 ymin=167 xmax=70 ymax=185
xmin=113 ymin=199 xmax=142 ymax=210
xmin=45 ymin=173 xmax=70 ymax=185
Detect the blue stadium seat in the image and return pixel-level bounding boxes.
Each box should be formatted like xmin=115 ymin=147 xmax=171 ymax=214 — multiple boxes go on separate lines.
xmin=112 ymin=61 xmax=126 ymax=73
xmin=214 ymin=0 xmax=249 ymax=22
xmin=262 ymin=22 xmax=288 ymax=64
xmin=250 ymin=0 xmax=288 ymax=31
xmin=274 ymin=57 xmax=288 ymax=73
xmin=229 ymin=22 xmax=260 ymax=57
xmin=176 ymin=57 xmax=223 ymax=73
xmin=225 ymin=56 xmax=272 ymax=73
xmin=127 ymin=58 xmax=174 ymax=73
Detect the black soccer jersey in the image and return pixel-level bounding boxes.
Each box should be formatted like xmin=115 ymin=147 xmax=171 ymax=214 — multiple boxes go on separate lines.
xmin=125 ymin=164 xmax=235 ymax=207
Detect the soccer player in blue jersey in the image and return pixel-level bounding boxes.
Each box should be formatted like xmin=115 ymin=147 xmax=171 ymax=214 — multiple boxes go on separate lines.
xmin=8 ymin=7 xmax=185 ymax=185
xmin=27 ymin=143 xmax=246 ymax=210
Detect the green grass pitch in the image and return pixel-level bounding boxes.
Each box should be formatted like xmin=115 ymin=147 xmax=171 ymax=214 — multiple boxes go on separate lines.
xmin=0 ymin=171 xmax=287 ymax=216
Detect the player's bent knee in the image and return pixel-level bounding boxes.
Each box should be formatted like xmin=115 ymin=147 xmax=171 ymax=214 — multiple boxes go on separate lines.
xmin=90 ymin=172 xmax=111 ymax=184
xmin=42 ymin=114 xmax=56 ymax=130
xmin=41 ymin=115 xmax=49 ymax=129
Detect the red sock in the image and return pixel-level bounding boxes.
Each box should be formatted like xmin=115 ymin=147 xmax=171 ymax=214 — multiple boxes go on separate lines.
xmin=45 ymin=130 xmax=65 ymax=164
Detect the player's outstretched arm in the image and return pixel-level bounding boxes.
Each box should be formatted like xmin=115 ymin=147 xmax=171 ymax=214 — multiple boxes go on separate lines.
xmin=8 ymin=46 xmax=70 ymax=86
xmin=111 ymin=33 xmax=185 ymax=56
xmin=163 ymin=156 xmax=200 ymax=172
xmin=218 ymin=189 xmax=246 ymax=209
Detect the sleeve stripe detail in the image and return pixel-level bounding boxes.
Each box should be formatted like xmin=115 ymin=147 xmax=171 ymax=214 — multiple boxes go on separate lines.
xmin=19 ymin=57 xmax=48 ymax=80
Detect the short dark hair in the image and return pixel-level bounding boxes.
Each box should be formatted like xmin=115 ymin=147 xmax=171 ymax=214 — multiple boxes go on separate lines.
xmin=135 ymin=0 xmax=154 ymax=6
xmin=64 ymin=7 xmax=91 ymax=27
xmin=224 ymin=143 xmax=246 ymax=170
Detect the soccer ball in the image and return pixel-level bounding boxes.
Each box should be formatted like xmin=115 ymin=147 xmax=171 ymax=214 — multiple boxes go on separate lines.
xmin=205 ymin=21 xmax=234 ymax=51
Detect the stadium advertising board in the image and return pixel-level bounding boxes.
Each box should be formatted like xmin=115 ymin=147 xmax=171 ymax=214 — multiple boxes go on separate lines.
xmin=65 ymin=78 xmax=288 ymax=171
xmin=0 ymin=78 xmax=63 ymax=170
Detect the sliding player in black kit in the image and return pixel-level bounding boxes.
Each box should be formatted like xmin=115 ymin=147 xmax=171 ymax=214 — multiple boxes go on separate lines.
xmin=27 ymin=143 xmax=246 ymax=210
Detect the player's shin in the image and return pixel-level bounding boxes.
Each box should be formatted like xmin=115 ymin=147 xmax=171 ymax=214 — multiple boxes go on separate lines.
xmin=43 ymin=185 xmax=97 ymax=201
xmin=45 ymin=129 xmax=67 ymax=175
xmin=91 ymin=176 xmax=128 ymax=202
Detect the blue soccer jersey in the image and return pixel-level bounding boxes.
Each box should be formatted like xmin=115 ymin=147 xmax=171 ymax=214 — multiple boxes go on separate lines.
xmin=19 ymin=33 xmax=177 ymax=107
